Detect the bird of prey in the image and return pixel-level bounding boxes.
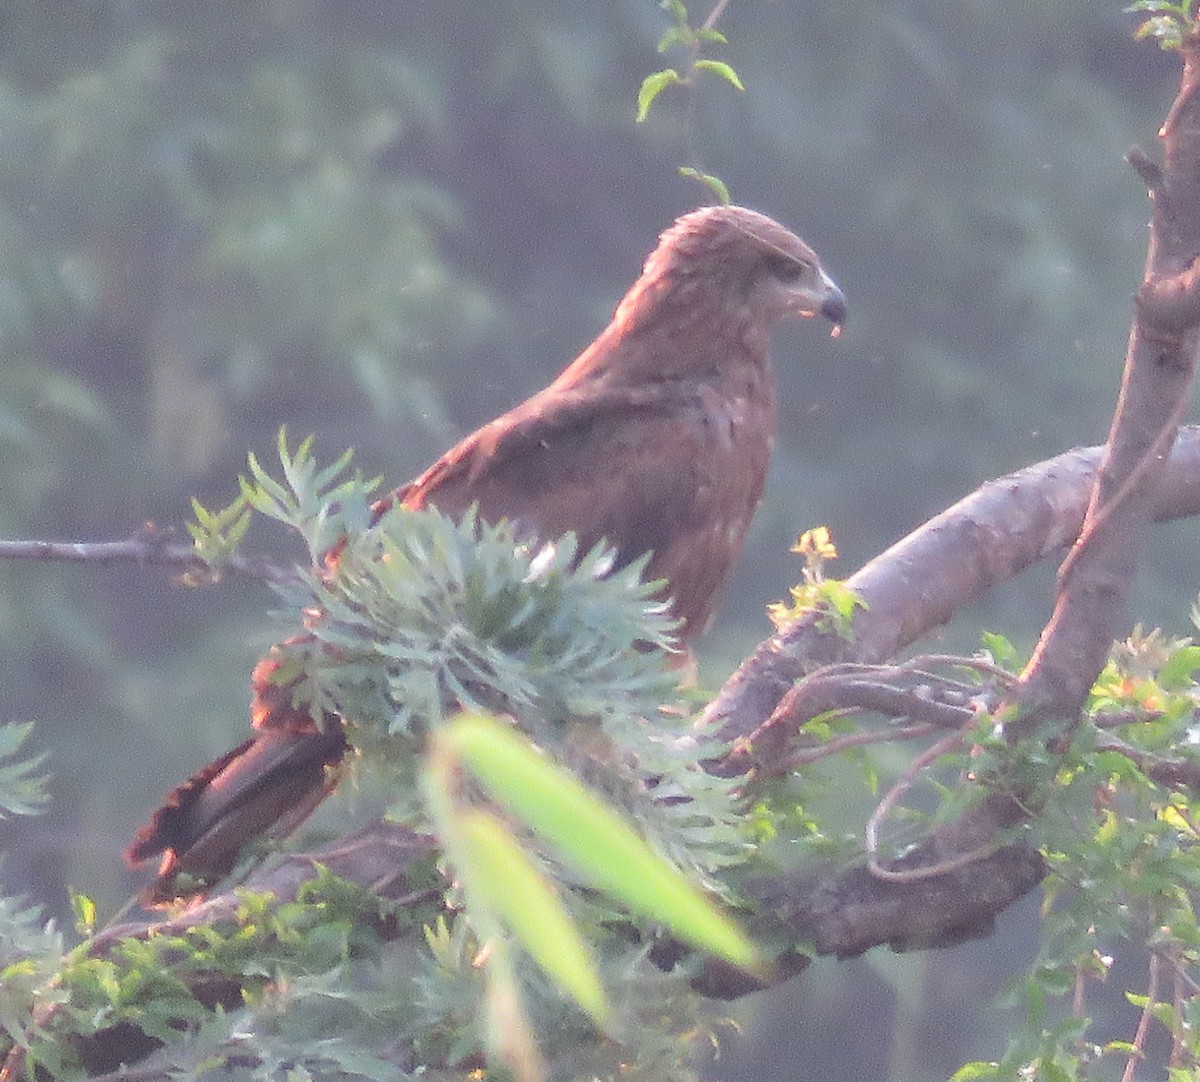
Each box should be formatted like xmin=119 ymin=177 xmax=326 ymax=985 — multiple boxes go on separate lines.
xmin=126 ymin=204 xmax=846 ymax=903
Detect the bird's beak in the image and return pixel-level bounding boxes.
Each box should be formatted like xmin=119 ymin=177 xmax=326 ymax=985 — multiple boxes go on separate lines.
xmin=788 ymin=267 xmax=847 ymax=334
xmin=819 ymin=277 xmax=847 ymax=329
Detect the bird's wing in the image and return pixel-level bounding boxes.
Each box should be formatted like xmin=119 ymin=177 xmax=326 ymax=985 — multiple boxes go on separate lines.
xmin=388 ymin=382 xmax=772 ymax=638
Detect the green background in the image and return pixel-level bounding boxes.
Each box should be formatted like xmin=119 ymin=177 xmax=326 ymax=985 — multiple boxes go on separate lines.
xmin=0 ymin=3 xmax=1185 ymax=1078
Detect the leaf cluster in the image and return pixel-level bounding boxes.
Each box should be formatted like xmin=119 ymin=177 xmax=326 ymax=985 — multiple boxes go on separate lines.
xmin=1127 ymin=0 xmax=1200 ymax=49
xmin=767 ymin=527 xmax=867 ymax=640
xmin=180 ymin=435 xmax=755 ymax=1078
xmin=0 ymin=722 xmax=48 ymax=820
xmin=636 ymin=0 xmax=742 ymax=203
xmin=5 ymin=870 xmax=411 ymax=1079
xmin=952 ymin=625 xmax=1200 ymax=1079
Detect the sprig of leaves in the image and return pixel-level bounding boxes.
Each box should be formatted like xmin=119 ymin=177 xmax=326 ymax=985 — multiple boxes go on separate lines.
xmin=0 ymin=722 xmax=49 ymax=819
xmin=636 ymin=0 xmax=744 ymax=203
xmin=1126 ymin=0 xmax=1199 ymax=49
xmin=767 ymin=527 xmax=867 ymax=640
xmin=242 ymin=427 xmax=379 ymax=565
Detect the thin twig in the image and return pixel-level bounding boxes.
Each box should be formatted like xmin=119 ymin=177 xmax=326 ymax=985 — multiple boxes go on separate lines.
xmin=1170 ymin=946 xmax=1188 ymax=1069
xmin=0 ymin=534 xmax=293 ymax=585
xmin=783 ymin=721 xmax=935 ymax=767
xmin=1057 ymin=386 xmax=1193 ymax=593
xmin=1094 ymin=735 xmax=1200 ymax=791
xmin=1121 ymin=952 xmax=1160 ymax=1082
xmin=701 ymin=0 xmax=733 ymax=31
xmin=865 ymin=721 xmax=994 ymax=884
xmin=894 ymin=653 xmax=1020 ymax=685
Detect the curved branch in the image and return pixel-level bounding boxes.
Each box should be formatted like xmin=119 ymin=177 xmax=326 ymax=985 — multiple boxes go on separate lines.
xmin=702 ymin=426 xmax=1200 ymax=744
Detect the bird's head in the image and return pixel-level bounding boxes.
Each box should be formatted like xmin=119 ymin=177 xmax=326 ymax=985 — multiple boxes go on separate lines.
xmin=627 ymin=204 xmax=846 ymax=336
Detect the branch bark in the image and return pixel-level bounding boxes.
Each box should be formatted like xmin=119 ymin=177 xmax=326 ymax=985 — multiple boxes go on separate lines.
xmin=702 ymin=426 xmax=1200 ymax=744
xmin=1010 ymin=51 xmax=1200 ymax=732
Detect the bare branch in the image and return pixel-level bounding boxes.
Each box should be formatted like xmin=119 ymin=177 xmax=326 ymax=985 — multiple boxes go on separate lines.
xmin=1012 ymin=46 xmax=1200 ymax=733
xmin=0 ymin=532 xmax=294 ymax=585
xmin=1136 ymin=259 xmax=1200 ymax=336
xmin=703 ymin=426 xmax=1200 ymax=746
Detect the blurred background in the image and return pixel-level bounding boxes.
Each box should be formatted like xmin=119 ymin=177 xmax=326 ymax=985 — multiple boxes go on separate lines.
xmin=0 ymin=2 xmax=1186 ymax=1078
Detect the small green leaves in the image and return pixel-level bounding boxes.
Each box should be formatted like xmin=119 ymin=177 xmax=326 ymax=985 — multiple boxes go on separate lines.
xmin=768 ymin=527 xmax=866 ymax=639
xmin=240 ymin=428 xmax=379 ymax=564
xmin=1158 ymin=642 xmax=1200 ymax=688
xmin=187 ymin=493 xmax=252 ymax=574
xmin=71 ymin=893 xmax=97 ymax=938
xmin=637 ymin=0 xmax=745 ymax=138
xmin=693 ymin=59 xmax=744 ymax=91
xmin=678 ymin=167 xmax=731 ymax=205
xmin=1126 ymin=0 xmax=1198 ymax=49
xmin=187 ymin=428 xmax=380 ymax=576
xmin=636 ymin=69 xmax=681 ymax=122
xmin=433 ymin=713 xmax=761 ymax=972
xmin=0 ymin=722 xmax=48 ymax=819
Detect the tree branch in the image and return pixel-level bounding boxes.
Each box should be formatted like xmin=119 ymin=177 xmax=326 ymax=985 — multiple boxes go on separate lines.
xmin=1011 ymin=46 xmax=1200 ymax=732
xmin=702 ymin=426 xmax=1200 ymax=745
xmin=0 ymin=530 xmax=295 ymax=585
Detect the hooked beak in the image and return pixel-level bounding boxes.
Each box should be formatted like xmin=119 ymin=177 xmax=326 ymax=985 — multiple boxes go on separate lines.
xmin=819 ymin=278 xmax=847 ymax=328
xmin=788 ymin=267 xmax=847 ymax=334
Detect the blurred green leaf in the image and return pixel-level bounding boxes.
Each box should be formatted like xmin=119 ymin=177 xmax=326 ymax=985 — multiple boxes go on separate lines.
xmin=440 ymin=713 xmax=760 ymax=972
xmin=455 ymin=809 xmax=610 ymax=1025
xmin=0 ymin=722 xmax=48 ymax=819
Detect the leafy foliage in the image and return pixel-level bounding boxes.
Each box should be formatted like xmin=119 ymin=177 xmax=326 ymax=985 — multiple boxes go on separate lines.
xmin=1127 ymin=0 xmax=1200 ymax=48
xmin=13 ymin=433 xmax=747 ymax=1081
xmin=636 ymin=0 xmax=742 ymax=203
xmin=6 ymin=874 xmax=420 ymax=1080
xmin=767 ymin=527 xmax=867 ymax=639
xmin=933 ymin=625 xmax=1200 ymax=1080
xmin=0 ymin=723 xmax=48 ymax=819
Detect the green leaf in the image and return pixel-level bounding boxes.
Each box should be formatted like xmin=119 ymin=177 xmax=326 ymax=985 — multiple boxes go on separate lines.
xmin=0 ymin=721 xmax=49 ymax=818
xmin=656 ymin=27 xmax=693 ymax=53
xmin=678 ymin=167 xmax=731 ymax=205
xmin=693 ymin=59 xmax=745 ymax=91
xmin=636 ymin=69 xmax=680 ymax=122
xmin=980 ymin=630 xmax=1021 ymax=671
xmin=950 ymin=1063 xmax=1002 ymax=1082
xmin=455 ymin=810 xmax=610 ymax=1025
xmin=1160 ymin=644 xmax=1200 ymax=688
xmin=187 ymin=494 xmax=252 ymax=570
xmin=441 ymin=713 xmax=761 ymax=971
xmin=72 ymin=893 xmax=97 ymax=938
xmin=659 ymin=0 xmax=689 ymax=23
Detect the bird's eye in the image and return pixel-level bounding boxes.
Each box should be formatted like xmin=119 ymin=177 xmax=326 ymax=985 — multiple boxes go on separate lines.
xmin=768 ymin=255 xmax=807 ymax=282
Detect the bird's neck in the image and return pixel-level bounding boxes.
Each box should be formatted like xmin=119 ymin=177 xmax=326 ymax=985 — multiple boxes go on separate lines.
xmin=552 ymin=273 xmax=769 ymax=390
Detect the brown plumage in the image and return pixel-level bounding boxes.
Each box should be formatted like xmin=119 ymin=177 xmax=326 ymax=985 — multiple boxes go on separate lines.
xmin=126 ymin=205 xmax=846 ymax=903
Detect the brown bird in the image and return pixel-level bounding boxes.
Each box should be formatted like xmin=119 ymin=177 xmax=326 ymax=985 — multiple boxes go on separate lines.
xmin=126 ymin=205 xmax=846 ymax=903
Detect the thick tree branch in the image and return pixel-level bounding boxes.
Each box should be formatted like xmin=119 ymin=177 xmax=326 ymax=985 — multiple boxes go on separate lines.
xmin=702 ymin=426 xmax=1200 ymax=745
xmin=1011 ymin=49 xmax=1200 ymax=731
